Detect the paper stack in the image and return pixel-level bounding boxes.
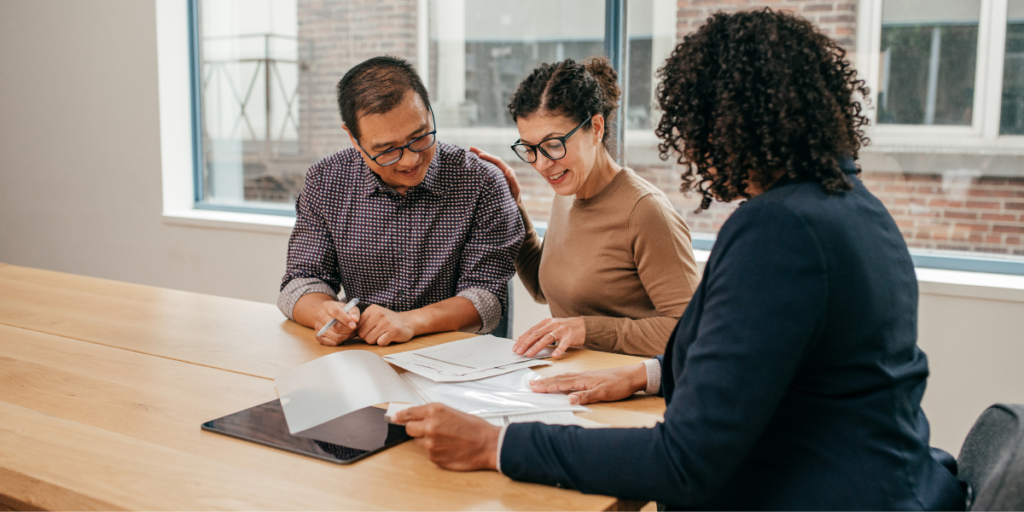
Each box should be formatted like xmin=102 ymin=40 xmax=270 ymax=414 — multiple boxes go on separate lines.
xmin=383 ymin=335 xmax=553 ymax=382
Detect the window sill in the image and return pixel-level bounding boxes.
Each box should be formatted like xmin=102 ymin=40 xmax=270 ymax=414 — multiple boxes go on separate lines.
xmin=164 ymin=215 xmax=1024 ymax=303
xmin=162 ymin=209 xmax=295 ymax=235
xmin=916 ymin=268 xmax=1024 ymax=304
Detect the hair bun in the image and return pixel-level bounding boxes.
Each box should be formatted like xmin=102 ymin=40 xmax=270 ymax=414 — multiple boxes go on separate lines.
xmin=584 ymin=56 xmax=621 ymax=107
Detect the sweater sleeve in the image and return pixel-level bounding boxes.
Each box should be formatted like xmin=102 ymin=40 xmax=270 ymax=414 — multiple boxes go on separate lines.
xmin=582 ymin=194 xmax=701 ymax=356
xmin=499 ymin=201 xmax=829 ymax=507
xmin=513 ymin=201 xmax=547 ymax=304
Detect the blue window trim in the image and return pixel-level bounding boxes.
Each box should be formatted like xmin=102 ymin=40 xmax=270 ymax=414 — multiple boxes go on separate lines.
xmin=538 ymin=225 xmax=1024 ymax=275
xmin=186 ymin=0 xmax=1024 ymax=276
xmin=187 ymin=0 xmax=204 ymax=204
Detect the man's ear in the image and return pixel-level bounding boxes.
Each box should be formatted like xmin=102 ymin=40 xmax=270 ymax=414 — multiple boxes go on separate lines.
xmin=342 ymin=123 xmax=358 ymax=148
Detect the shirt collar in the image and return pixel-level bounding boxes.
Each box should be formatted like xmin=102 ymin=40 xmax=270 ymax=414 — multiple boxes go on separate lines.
xmin=359 ymin=150 xmax=444 ymax=198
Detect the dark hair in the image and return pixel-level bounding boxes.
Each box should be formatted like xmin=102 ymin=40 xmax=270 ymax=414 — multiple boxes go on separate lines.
xmin=508 ymin=57 xmax=621 ymax=157
xmin=336 ymin=56 xmax=430 ymax=140
xmin=655 ymin=9 xmax=871 ymax=210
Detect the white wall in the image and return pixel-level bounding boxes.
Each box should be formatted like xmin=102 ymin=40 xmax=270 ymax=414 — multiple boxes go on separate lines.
xmin=0 ymin=0 xmax=288 ymax=303
xmin=0 ymin=0 xmax=1021 ymax=457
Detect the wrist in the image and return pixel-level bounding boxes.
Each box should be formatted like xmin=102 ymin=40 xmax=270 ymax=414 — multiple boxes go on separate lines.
xmin=485 ymin=424 xmax=501 ymax=471
xmin=629 ymin=363 xmax=649 ymax=394
xmin=397 ymin=310 xmax=423 ymax=337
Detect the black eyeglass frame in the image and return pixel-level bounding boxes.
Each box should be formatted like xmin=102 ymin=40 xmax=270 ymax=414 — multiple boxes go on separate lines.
xmin=510 ymin=115 xmax=593 ymax=164
xmin=355 ymin=105 xmax=438 ymax=167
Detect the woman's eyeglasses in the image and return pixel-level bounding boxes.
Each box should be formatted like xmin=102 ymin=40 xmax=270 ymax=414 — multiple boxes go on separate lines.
xmin=510 ymin=116 xmax=591 ymax=164
xmin=356 ymin=105 xmax=437 ymax=167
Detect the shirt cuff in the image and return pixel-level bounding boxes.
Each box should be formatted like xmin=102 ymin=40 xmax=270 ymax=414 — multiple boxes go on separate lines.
xmin=495 ymin=424 xmax=509 ymax=474
xmin=456 ymin=287 xmax=501 ymax=334
xmin=277 ymin=277 xmax=339 ymax=320
xmin=642 ymin=358 xmax=662 ymax=395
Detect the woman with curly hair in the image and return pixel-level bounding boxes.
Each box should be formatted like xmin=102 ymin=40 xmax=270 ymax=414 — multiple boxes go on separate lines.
xmin=394 ymin=9 xmax=966 ymax=510
xmin=471 ymin=56 xmax=700 ymax=358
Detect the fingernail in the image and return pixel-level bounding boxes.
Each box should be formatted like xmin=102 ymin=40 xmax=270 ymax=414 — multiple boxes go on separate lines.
xmin=569 ymin=396 xmax=579 ymax=404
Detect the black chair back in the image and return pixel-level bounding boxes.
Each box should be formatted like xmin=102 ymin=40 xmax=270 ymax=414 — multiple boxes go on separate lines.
xmin=958 ymin=403 xmax=1024 ymax=510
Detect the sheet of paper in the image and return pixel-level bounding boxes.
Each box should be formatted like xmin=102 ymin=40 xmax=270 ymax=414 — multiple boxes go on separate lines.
xmin=275 ymin=350 xmax=425 ymax=435
xmin=384 ymin=335 xmax=553 ymax=381
xmin=575 ymin=416 xmax=611 ymax=428
xmin=400 ymin=368 xmax=588 ymax=417
xmin=387 ymin=357 xmax=551 ymax=383
xmin=385 ymin=402 xmax=415 ymax=423
xmin=485 ymin=411 xmax=581 ymax=427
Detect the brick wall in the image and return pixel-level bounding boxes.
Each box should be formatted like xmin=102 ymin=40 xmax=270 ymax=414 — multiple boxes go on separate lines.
xmin=861 ymin=172 xmax=1024 ymax=257
xmin=676 ymin=0 xmax=857 ymax=47
xmin=296 ymin=0 xmax=419 ymax=159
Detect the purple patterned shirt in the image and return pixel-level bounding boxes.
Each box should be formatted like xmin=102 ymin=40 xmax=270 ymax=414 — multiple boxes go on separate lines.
xmin=278 ymin=142 xmax=524 ymax=334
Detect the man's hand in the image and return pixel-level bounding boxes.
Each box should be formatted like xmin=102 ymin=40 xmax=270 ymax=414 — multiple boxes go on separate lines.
xmin=314 ymin=300 xmax=361 ymax=346
xmin=514 ymin=317 xmax=586 ymax=358
xmin=393 ymin=403 xmax=500 ymax=471
xmin=357 ymin=304 xmax=416 ymax=346
xmin=529 ymin=364 xmax=649 ymax=405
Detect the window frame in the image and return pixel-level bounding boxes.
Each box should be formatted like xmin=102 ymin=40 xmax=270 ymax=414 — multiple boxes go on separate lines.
xmin=857 ymin=0 xmax=1024 ymax=148
xmin=182 ymin=0 xmax=1024 ymax=275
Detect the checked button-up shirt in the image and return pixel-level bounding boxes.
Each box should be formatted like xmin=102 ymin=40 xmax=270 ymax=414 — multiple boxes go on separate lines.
xmin=278 ymin=142 xmax=524 ymax=334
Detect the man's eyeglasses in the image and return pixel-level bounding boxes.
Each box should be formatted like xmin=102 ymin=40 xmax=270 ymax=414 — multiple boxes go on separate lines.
xmin=510 ymin=115 xmax=591 ymax=164
xmin=356 ymin=105 xmax=437 ymax=167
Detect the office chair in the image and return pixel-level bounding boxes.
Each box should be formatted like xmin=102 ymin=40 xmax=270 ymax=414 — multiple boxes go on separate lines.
xmin=490 ymin=279 xmax=514 ymax=339
xmin=957 ymin=403 xmax=1024 ymax=510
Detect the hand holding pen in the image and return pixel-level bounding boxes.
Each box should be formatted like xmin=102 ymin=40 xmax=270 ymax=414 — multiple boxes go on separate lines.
xmin=314 ymin=298 xmax=361 ymax=346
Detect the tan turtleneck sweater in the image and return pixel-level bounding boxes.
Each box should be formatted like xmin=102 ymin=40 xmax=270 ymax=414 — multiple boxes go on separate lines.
xmin=516 ymin=168 xmax=700 ymax=356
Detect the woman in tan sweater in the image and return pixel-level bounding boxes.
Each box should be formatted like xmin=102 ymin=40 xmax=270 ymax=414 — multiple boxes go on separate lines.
xmin=472 ymin=57 xmax=700 ymax=358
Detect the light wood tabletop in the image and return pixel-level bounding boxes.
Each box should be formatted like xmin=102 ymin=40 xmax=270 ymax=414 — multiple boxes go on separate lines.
xmin=0 ymin=264 xmax=666 ymax=511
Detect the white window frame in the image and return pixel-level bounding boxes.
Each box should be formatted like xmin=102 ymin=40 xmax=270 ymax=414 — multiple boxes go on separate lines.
xmin=856 ymin=0 xmax=1024 ymax=153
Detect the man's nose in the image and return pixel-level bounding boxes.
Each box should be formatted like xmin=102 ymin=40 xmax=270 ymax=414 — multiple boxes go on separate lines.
xmin=396 ymin=147 xmax=420 ymax=169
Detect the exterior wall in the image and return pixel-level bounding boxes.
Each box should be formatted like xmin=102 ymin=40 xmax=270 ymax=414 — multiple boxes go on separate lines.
xmin=296 ymin=0 xmax=419 ymax=159
xmin=676 ymin=0 xmax=857 ymax=48
xmin=863 ymin=171 xmax=1024 ymax=256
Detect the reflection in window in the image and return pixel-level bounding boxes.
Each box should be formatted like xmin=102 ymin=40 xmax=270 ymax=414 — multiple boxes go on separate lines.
xmin=433 ymin=0 xmax=604 ymax=128
xmin=199 ymin=0 xmax=299 ymax=205
xmin=1002 ymin=0 xmax=1024 ymax=134
xmin=877 ymin=0 xmax=979 ymax=126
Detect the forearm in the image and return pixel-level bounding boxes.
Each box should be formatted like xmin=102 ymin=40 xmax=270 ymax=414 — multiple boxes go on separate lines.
xmin=403 ymin=296 xmax=482 ymax=336
xmin=292 ymin=293 xmax=337 ymax=329
xmin=514 ymin=202 xmax=546 ymax=304
xmin=582 ymin=315 xmax=679 ymax=356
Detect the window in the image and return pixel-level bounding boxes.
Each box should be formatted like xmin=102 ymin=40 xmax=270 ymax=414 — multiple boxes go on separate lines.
xmin=188 ymin=0 xmax=1024 ymax=273
xmin=857 ymin=0 xmax=1024 ymax=269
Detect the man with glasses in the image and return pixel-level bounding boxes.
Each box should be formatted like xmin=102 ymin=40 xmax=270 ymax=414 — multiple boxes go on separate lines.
xmin=278 ymin=56 xmax=524 ymax=347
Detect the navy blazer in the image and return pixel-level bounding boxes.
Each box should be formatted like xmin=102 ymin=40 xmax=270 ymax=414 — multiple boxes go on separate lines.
xmin=501 ymin=163 xmax=966 ymax=510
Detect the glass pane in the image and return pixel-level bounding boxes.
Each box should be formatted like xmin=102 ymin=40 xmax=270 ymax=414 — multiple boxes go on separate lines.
xmin=432 ymin=0 xmax=604 ymax=223
xmin=1001 ymin=0 xmax=1024 ymax=134
xmin=877 ymin=0 xmax=979 ymax=126
xmin=199 ymin=0 xmax=300 ymax=206
xmin=860 ymin=154 xmax=1024 ymax=260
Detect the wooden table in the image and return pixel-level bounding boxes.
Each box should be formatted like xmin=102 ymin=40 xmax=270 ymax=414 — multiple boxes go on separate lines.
xmin=0 ymin=264 xmax=665 ymax=511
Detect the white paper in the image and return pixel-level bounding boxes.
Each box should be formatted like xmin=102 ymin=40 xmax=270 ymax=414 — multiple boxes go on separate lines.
xmin=485 ymin=411 xmax=581 ymax=427
xmin=387 ymin=357 xmax=552 ymax=383
xmin=274 ymin=350 xmax=424 ymax=435
xmin=385 ymin=402 xmax=416 ymax=422
xmin=384 ymin=335 xmax=553 ymax=381
xmin=400 ymin=369 xmax=588 ymax=417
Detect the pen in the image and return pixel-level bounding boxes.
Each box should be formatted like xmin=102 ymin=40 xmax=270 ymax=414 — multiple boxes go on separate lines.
xmin=316 ymin=298 xmax=361 ymax=337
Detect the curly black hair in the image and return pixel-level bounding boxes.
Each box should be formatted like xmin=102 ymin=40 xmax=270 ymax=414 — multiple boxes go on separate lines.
xmin=655 ymin=9 xmax=870 ymax=210
xmin=508 ymin=57 xmax=621 ymax=158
